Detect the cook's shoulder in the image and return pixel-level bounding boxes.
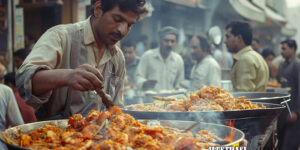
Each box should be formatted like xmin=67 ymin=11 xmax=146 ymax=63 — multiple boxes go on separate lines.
xmin=115 ymin=46 xmax=125 ymax=62
xmin=45 ymin=22 xmax=83 ymax=37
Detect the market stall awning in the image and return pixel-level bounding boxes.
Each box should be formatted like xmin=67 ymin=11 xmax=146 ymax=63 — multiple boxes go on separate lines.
xmin=252 ymin=0 xmax=286 ymax=23
xmin=281 ymin=23 xmax=297 ymax=36
xmin=229 ymin=0 xmax=266 ymax=23
xmin=264 ymin=6 xmax=286 ymax=23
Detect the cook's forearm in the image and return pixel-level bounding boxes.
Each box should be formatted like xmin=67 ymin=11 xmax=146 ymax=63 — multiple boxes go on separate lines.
xmin=32 ymin=69 xmax=72 ymax=96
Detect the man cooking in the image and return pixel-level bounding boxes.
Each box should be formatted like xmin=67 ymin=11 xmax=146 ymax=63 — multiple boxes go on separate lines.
xmin=16 ymin=0 xmax=150 ymax=120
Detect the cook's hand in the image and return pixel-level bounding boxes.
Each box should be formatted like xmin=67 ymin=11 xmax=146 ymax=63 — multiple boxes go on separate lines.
xmin=67 ymin=64 xmax=103 ymax=91
xmin=142 ymin=80 xmax=157 ymax=90
xmin=287 ymin=111 xmax=298 ymax=123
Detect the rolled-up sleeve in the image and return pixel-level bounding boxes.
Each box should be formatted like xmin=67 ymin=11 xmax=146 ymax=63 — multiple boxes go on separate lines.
xmin=16 ymin=27 xmax=65 ymax=109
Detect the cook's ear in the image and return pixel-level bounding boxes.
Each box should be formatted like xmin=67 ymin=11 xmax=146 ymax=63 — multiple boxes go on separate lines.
xmin=94 ymin=0 xmax=103 ymax=17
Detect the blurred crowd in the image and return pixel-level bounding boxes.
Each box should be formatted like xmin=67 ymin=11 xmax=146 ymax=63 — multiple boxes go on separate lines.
xmin=120 ymin=22 xmax=300 ymax=150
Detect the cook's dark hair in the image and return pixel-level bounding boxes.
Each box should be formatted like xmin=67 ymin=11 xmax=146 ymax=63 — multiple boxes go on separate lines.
xmin=195 ymin=35 xmax=211 ymax=54
xmin=281 ymin=39 xmax=297 ymax=51
xmin=90 ymin=0 xmax=148 ymax=20
xmin=226 ymin=21 xmax=253 ymax=45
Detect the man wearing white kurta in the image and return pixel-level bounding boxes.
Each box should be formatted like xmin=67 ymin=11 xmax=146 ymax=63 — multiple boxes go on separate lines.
xmin=135 ymin=26 xmax=184 ymax=91
xmin=189 ymin=35 xmax=221 ymax=90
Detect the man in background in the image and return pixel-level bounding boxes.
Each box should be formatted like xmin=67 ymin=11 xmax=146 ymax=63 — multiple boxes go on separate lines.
xmin=136 ymin=26 xmax=184 ymax=91
xmin=0 ymin=63 xmax=24 ymax=150
xmin=122 ymin=41 xmax=140 ymax=104
xmin=188 ymin=35 xmax=221 ymax=90
xmin=277 ymin=39 xmax=300 ymax=150
xmin=122 ymin=41 xmax=140 ymax=86
xmin=225 ymin=21 xmax=269 ymax=92
xmin=261 ymin=49 xmax=278 ymax=82
xmin=5 ymin=72 xmax=37 ymax=123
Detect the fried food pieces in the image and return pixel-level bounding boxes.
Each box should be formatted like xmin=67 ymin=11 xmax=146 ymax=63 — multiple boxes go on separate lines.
xmin=10 ymin=106 xmax=224 ymax=150
xmin=130 ymin=86 xmax=266 ymax=112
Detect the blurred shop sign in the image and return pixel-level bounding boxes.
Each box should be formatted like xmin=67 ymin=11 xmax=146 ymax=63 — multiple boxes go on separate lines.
xmin=0 ymin=1 xmax=7 ymax=53
xmin=14 ymin=7 xmax=24 ymax=51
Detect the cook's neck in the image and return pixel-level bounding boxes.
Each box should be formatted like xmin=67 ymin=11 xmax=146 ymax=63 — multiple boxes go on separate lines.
xmin=90 ymin=17 xmax=105 ymax=52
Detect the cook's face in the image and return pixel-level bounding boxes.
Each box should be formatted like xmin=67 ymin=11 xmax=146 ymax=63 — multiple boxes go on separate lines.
xmin=281 ymin=43 xmax=294 ymax=59
xmin=93 ymin=5 xmax=138 ymax=45
xmin=224 ymin=28 xmax=238 ymax=53
xmin=123 ymin=46 xmax=136 ymax=63
xmin=190 ymin=36 xmax=203 ymax=60
xmin=160 ymin=34 xmax=177 ymax=53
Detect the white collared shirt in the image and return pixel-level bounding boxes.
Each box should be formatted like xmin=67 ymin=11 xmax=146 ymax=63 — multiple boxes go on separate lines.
xmin=0 ymin=84 xmax=24 ymax=150
xmin=135 ymin=48 xmax=185 ymax=91
xmin=190 ymin=55 xmax=221 ymax=90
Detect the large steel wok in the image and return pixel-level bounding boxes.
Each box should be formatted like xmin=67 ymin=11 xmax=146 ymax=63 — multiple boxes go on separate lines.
xmin=123 ymin=102 xmax=285 ymax=121
xmin=0 ymin=119 xmax=68 ymax=150
xmin=171 ymin=92 xmax=290 ymax=104
xmin=0 ymin=120 xmax=245 ymax=150
xmin=231 ymin=92 xmax=290 ymax=104
xmin=123 ymin=102 xmax=285 ymax=150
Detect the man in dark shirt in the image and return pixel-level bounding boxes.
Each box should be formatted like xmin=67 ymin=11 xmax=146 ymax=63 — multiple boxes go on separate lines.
xmin=277 ymin=39 xmax=300 ymax=150
xmin=122 ymin=41 xmax=140 ymax=105
xmin=122 ymin=41 xmax=140 ymax=86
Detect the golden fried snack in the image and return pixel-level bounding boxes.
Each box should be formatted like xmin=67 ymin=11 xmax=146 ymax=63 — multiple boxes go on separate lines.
xmin=9 ymin=106 xmax=226 ymax=150
xmin=130 ymin=86 xmax=266 ymax=112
